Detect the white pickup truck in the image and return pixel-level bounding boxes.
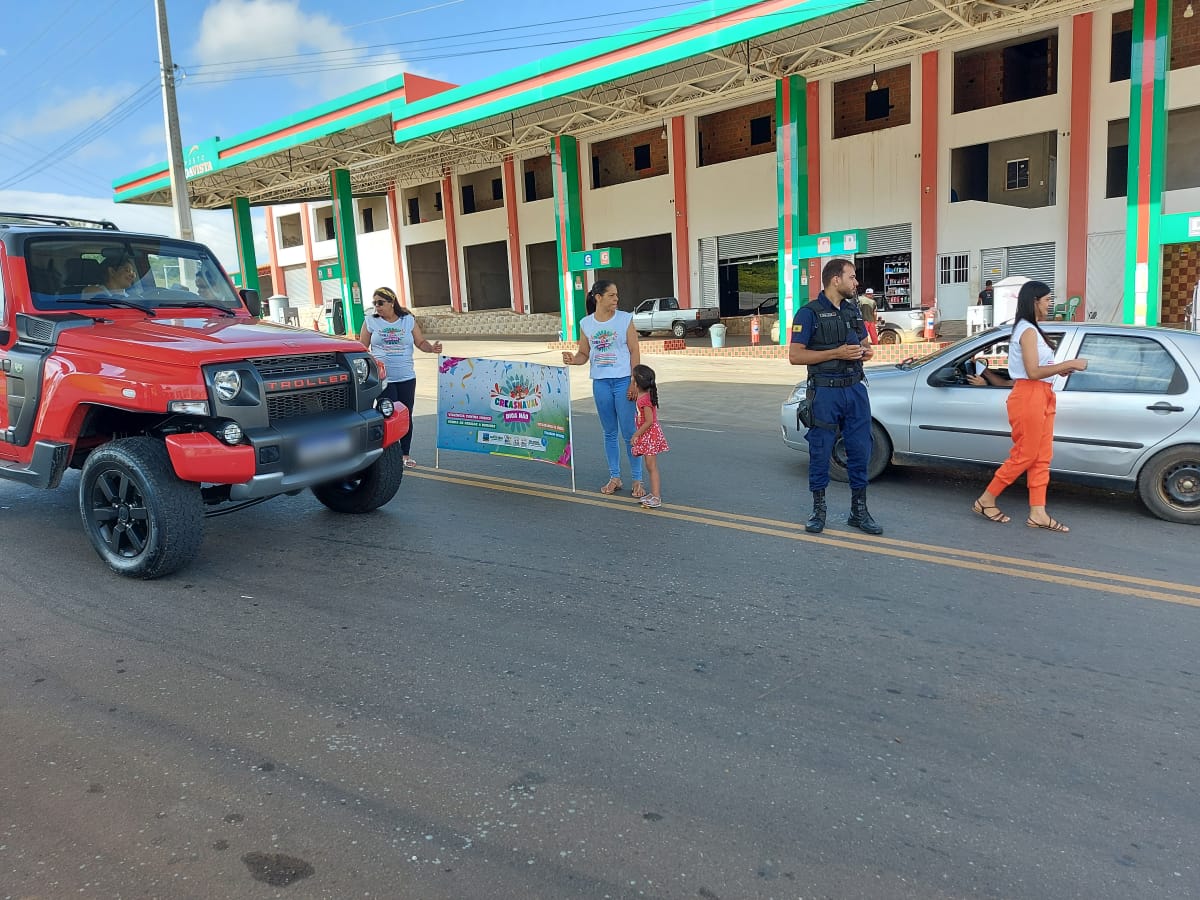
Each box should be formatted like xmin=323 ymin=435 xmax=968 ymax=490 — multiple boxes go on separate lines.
xmin=632 ymin=297 xmax=721 ymax=338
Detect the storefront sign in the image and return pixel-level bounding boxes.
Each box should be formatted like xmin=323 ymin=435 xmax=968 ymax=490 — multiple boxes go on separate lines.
xmin=796 ymin=229 xmax=867 ymax=259
xmin=568 ymin=247 xmax=623 ymax=270
xmin=317 ymin=263 xmax=341 ymax=281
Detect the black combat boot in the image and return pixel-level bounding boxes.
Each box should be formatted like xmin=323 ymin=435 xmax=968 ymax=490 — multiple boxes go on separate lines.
xmin=805 ymin=490 xmax=827 ymax=533
xmin=847 ymin=488 xmax=883 ymax=535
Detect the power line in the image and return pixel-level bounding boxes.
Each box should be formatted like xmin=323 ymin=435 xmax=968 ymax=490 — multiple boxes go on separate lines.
xmin=0 ymin=77 xmax=159 ymax=190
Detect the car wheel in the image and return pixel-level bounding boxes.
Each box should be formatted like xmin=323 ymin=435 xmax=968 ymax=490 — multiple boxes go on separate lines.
xmin=671 ymin=322 xmax=688 ymax=339
xmin=828 ymin=422 xmax=893 ymax=483
xmin=878 ymin=329 xmax=901 ymax=346
xmin=79 ymin=437 xmax=203 ymax=578
xmin=1137 ymin=444 xmax=1200 ymax=523
xmin=312 ymin=443 xmax=404 ymax=514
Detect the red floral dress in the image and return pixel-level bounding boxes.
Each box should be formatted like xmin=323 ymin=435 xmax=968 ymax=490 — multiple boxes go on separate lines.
xmin=631 ymin=393 xmax=670 ymax=456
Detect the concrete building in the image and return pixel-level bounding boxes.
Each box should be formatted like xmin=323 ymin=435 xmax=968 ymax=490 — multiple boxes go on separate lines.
xmin=114 ymin=0 xmax=1200 ymax=337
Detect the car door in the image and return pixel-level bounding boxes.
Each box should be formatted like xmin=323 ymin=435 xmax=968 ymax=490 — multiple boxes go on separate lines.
xmin=1051 ymin=330 xmax=1199 ymax=477
xmin=908 ymin=334 xmax=1015 ymax=464
xmin=655 ymin=297 xmax=679 ymax=331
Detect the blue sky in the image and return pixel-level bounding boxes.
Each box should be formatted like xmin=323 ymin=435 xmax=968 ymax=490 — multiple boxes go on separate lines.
xmin=0 ymin=0 xmax=687 ymax=267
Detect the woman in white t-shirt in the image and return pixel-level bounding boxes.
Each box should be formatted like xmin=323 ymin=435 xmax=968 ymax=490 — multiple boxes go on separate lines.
xmin=562 ymin=280 xmax=646 ymax=497
xmin=359 ymin=286 xmax=442 ymax=469
xmin=972 ymin=281 xmax=1088 ymax=532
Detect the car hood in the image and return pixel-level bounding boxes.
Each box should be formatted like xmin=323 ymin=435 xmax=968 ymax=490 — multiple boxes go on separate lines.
xmin=57 ymin=315 xmax=362 ymax=364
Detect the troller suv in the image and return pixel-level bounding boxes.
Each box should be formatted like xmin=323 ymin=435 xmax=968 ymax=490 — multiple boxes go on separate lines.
xmin=0 ymin=214 xmax=408 ymax=578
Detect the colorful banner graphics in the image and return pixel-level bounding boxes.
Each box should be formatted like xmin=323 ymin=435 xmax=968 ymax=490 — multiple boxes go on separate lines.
xmin=436 ymin=357 xmax=572 ymax=467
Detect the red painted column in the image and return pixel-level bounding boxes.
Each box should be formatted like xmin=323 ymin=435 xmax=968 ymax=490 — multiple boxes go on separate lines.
xmin=669 ymin=116 xmax=692 ymax=308
xmin=919 ymin=51 xmax=939 ymax=307
xmin=441 ymin=171 xmax=463 ymax=312
xmin=299 ymin=202 xmax=322 ymax=317
xmin=806 ymin=80 xmax=822 ymax=292
xmin=502 ymin=157 xmax=525 ymax=313
xmin=1066 ymin=13 xmax=1093 ymax=320
xmin=385 ymin=186 xmax=408 ymax=306
xmin=263 ymin=205 xmax=284 ymax=301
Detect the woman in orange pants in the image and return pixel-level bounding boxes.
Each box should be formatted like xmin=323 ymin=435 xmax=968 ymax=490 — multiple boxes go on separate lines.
xmin=972 ymin=281 xmax=1088 ymax=532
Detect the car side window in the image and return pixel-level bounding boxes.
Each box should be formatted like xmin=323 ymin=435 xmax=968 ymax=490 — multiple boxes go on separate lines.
xmin=661 ymin=298 xmax=678 ymax=311
xmin=1062 ymin=334 xmax=1185 ymax=394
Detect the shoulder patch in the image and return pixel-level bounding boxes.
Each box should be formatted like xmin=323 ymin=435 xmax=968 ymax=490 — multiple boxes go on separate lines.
xmin=792 ymin=324 xmax=804 ymax=333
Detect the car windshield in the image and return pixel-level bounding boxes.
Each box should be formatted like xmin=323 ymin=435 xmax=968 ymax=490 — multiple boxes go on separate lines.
xmin=24 ymin=235 xmax=241 ymax=313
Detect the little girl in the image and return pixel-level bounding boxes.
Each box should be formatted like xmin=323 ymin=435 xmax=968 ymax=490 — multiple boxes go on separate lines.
xmin=629 ymin=364 xmax=669 ymax=509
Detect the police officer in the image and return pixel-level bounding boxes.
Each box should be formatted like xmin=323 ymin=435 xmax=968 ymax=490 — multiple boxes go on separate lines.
xmin=788 ymin=257 xmax=883 ymax=535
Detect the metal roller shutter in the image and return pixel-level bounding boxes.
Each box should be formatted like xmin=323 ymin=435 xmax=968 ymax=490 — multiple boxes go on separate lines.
xmin=863 ymin=223 xmax=912 ymax=256
xmin=283 ymin=265 xmax=313 ymax=306
xmin=1085 ymin=232 xmax=1124 ymax=323
xmin=717 ymin=228 xmax=775 ymax=262
xmin=698 ymin=237 xmax=718 ymax=307
xmin=1005 ymin=242 xmax=1056 ymax=290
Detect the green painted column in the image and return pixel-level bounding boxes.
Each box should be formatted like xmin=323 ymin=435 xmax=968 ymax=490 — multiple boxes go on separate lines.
xmin=776 ymin=75 xmax=810 ymax=345
xmin=549 ymin=134 xmax=587 ymax=342
xmin=1123 ymin=0 xmax=1171 ymax=326
xmin=330 ymin=168 xmax=366 ymax=335
xmin=231 ymin=197 xmax=260 ymax=307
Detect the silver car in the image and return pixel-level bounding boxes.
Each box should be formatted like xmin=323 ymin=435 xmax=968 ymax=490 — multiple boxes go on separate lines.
xmin=780 ymin=323 xmax=1200 ymax=523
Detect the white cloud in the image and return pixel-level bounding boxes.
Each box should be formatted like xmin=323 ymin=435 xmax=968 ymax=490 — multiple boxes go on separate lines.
xmin=194 ymin=0 xmax=407 ymax=102
xmin=6 ymin=84 xmax=141 ymax=139
xmin=0 ymin=190 xmax=269 ymax=274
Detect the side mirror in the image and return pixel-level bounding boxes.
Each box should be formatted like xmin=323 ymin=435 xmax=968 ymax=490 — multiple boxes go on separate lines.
xmin=240 ymin=288 xmax=262 ymax=317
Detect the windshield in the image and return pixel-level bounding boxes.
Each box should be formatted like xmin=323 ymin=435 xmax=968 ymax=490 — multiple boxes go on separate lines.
xmin=24 ymin=235 xmax=241 ymax=313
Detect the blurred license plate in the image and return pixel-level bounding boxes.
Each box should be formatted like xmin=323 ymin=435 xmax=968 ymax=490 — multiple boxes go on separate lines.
xmin=297 ymin=430 xmax=352 ymax=466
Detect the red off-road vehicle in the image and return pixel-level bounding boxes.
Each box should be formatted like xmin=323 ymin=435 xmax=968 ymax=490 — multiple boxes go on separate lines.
xmin=0 ymin=213 xmax=408 ymax=578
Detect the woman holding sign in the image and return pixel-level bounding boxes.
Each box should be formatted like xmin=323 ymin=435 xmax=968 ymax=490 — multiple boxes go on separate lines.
xmin=360 ymin=286 xmax=442 ymax=469
xmin=562 ymin=280 xmax=646 ymax=497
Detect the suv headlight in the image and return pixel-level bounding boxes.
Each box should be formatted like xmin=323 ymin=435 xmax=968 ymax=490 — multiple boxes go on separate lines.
xmin=169 ymin=399 xmax=210 ymax=415
xmin=214 ymin=369 xmax=242 ymax=401
xmin=352 ymin=357 xmax=370 ymax=384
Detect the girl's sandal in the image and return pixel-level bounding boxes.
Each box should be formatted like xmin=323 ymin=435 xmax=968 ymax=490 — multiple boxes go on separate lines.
xmin=1026 ymin=517 xmax=1069 ymax=532
xmin=631 ymin=481 xmax=647 ymax=499
xmin=600 ymin=478 xmax=623 ymax=495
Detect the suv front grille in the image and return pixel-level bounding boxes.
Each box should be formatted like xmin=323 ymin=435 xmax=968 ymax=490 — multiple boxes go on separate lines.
xmin=266 ymin=385 xmax=352 ymax=421
xmin=249 ymin=353 xmax=338 ymax=377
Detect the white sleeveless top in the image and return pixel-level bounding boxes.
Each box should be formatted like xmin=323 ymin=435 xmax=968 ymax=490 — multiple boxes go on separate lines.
xmin=365 ymin=313 xmax=416 ymax=383
xmin=580 ymin=310 xmax=633 ymax=380
xmin=1008 ymin=320 xmax=1056 ymax=383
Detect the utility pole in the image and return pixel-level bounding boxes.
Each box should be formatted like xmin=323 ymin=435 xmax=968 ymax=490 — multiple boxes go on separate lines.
xmin=154 ymin=0 xmax=194 ymax=240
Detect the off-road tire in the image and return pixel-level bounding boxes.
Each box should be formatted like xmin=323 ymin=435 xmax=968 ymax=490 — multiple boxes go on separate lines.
xmin=829 ymin=421 xmax=892 ymax=483
xmin=79 ymin=437 xmax=204 ymax=579
xmin=312 ymin=443 xmax=404 ymax=513
xmin=1137 ymin=444 xmax=1200 ymax=524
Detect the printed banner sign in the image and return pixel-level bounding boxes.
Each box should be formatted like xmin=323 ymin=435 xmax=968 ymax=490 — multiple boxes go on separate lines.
xmin=436 ymin=357 xmax=572 ymax=467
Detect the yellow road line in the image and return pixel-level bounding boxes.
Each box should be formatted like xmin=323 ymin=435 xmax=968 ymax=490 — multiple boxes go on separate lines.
xmin=409 ymin=468 xmax=1200 ymax=608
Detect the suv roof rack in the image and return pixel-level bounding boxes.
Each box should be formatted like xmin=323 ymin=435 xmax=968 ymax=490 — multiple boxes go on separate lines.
xmin=0 ymin=212 xmax=119 ymax=230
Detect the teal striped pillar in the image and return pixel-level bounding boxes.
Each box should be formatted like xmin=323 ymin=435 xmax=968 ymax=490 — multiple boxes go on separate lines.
xmin=776 ymin=75 xmax=810 ymax=345
xmin=231 ymin=197 xmax=260 ymax=302
xmin=550 ymin=135 xmax=587 ymax=342
xmin=330 ymin=168 xmax=365 ymax=335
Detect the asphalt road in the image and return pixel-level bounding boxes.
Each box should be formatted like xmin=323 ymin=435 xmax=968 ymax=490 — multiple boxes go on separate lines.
xmin=1 ymin=357 xmax=1198 ymax=899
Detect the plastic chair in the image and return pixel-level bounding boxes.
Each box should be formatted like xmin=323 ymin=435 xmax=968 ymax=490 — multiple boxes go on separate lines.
xmin=1064 ymin=296 xmax=1081 ymax=321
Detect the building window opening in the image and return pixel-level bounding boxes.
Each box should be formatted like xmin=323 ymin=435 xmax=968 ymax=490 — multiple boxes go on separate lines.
xmin=361 ymin=207 xmax=375 ymax=233
xmin=434 ymin=192 xmax=442 ymax=212
xmin=524 ymin=170 xmax=537 ymax=202
xmin=492 ymin=178 xmax=503 ymax=201
xmin=407 ymin=197 xmax=420 ymax=225
xmin=633 ymin=144 xmax=652 ymax=171
xmin=461 ymin=185 xmax=476 ymax=214
xmin=1006 ymin=159 xmax=1030 ymax=191
xmin=322 ymin=216 xmax=335 ymax=241
xmin=864 ymin=87 xmax=890 ymax=121
xmin=953 ymin=32 xmax=1057 ymax=113
xmin=1110 ymin=20 xmax=1132 ymax=81
xmin=749 ymin=115 xmax=772 ymax=145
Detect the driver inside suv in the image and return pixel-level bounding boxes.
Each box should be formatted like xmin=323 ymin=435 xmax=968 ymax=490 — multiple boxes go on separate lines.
xmin=82 ymin=251 xmax=138 ymax=299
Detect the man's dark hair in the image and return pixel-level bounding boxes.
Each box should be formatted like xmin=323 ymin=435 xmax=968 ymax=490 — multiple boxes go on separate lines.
xmin=821 ymin=257 xmax=852 ymax=288
xmin=985 ymin=280 xmax=993 ymax=287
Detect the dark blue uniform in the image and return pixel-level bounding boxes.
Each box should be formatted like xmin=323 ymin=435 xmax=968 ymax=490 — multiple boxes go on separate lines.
xmin=790 ymin=292 xmax=873 ymax=492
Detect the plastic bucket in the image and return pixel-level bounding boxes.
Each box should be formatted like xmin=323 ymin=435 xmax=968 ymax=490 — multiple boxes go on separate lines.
xmin=709 ymin=323 xmax=727 ymax=348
